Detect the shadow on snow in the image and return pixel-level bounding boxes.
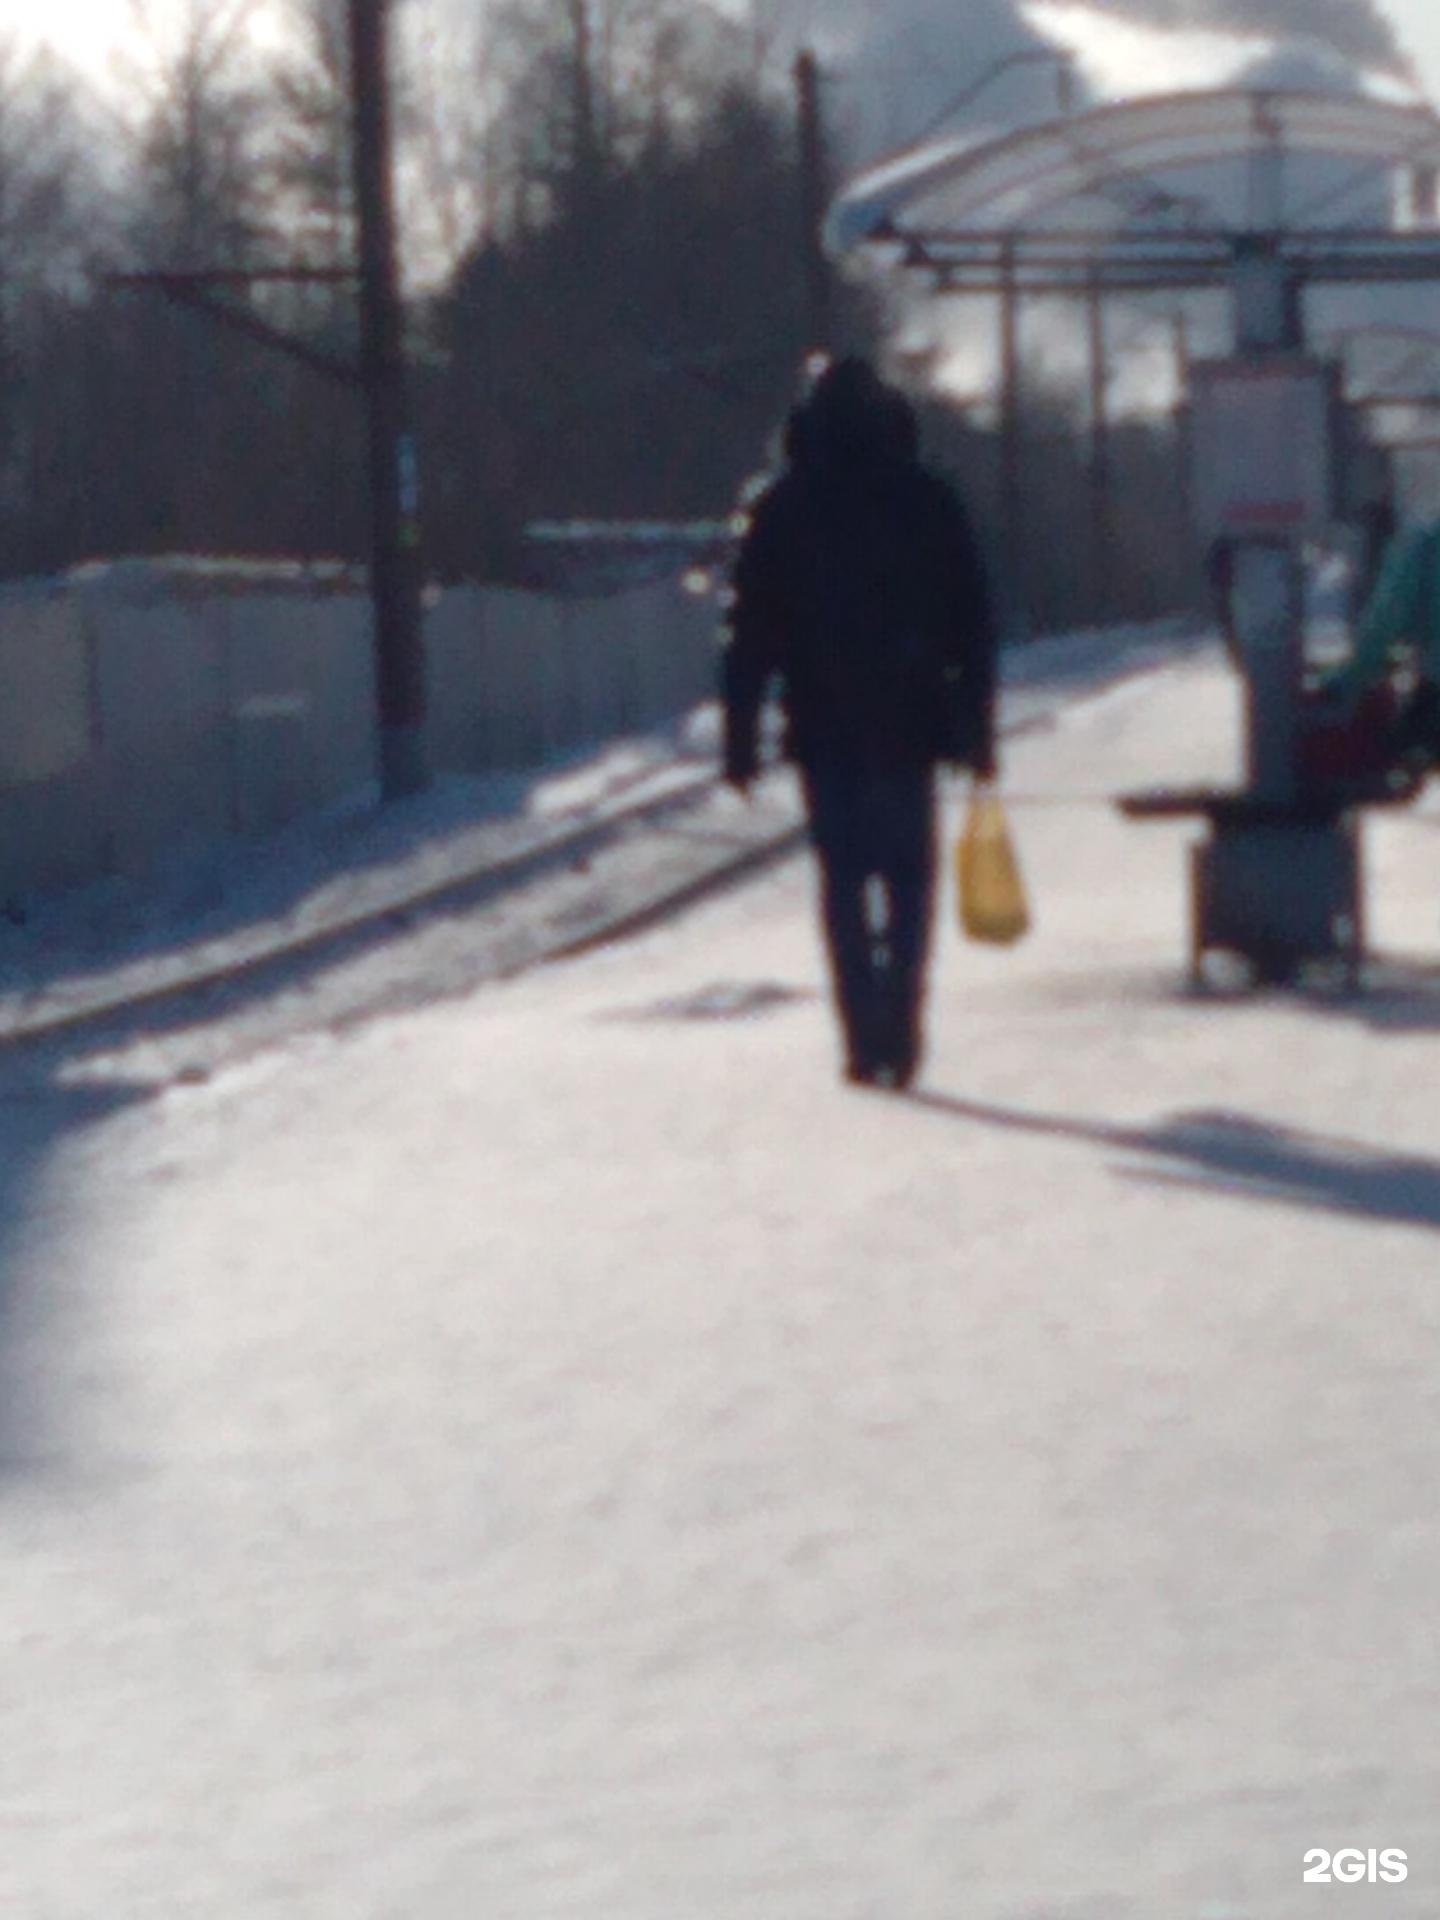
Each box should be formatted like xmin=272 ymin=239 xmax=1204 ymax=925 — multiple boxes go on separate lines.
xmin=0 ymin=1055 xmax=154 ymax=1483
xmin=908 ymin=1090 xmax=1440 ymax=1235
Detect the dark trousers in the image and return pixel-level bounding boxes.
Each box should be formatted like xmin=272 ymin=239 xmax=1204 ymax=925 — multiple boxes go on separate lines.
xmin=801 ymin=764 xmax=938 ymax=1074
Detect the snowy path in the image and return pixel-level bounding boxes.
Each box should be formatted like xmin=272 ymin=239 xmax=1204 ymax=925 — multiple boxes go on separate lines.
xmin=4 ymin=641 xmax=1440 ymax=1919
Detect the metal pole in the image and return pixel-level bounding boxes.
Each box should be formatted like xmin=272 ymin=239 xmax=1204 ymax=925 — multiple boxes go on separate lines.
xmin=1086 ymin=266 xmax=1111 ymax=620
xmin=1172 ymin=308 xmax=1195 ymax=590
xmin=1171 ymin=308 xmax=1190 ymax=387
xmin=795 ymin=49 xmax=833 ymax=356
xmin=1230 ymin=238 xmax=1306 ymax=803
xmin=349 ymin=0 xmax=427 ymax=800
xmin=999 ymin=234 xmax=1024 ymax=634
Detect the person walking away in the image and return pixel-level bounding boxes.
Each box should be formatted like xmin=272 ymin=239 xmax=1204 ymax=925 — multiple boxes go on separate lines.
xmin=721 ymin=355 xmax=999 ymax=1089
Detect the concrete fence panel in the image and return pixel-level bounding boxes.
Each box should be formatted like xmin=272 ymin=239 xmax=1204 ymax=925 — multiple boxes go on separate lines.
xmin=0 ymin=587 xmax=108 ymax=903
xmin=226 ymin=593 xmax=316 ymax=840
xmin=538 ymin=593 xmax=585 ymax=760
xmin=662 ymin=585 xmax=721 ymax=716
xmin=620 ymin=583 xmax=717 ymax=732
xmin=425 ymin=583 xmax=716 ymax=776
xmin=225 ymin=589 xmax=375 ymax=838
xmin=619 ymin=587 xmax=658 ymax=732
xmin=475 ymin=590 xmax=562 ymax=770
xmin=87 ymin=583 xmax=231 ymax=879
xmin=0 ymin=589 xmax=92 ymax=787
xmin=424 ymin=586 xmax=488 ymax=773
xmin=0 ymin=563 xmax=721 ymax=908
xmin=572 ymin=594 xmax=632 ymax=742
xmin=306 ymin=592 xmax=377 ymax=801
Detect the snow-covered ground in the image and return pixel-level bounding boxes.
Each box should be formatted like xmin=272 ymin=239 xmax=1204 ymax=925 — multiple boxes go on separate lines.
xmin=5 ymin=625 xmax=1440 ymax=1918
xmin=0 ymin=728 xmax=712 ymax=1005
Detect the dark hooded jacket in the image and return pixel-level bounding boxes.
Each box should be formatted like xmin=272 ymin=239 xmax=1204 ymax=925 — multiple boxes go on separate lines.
xmin=722 ymin=357 xmax=998 ymax=782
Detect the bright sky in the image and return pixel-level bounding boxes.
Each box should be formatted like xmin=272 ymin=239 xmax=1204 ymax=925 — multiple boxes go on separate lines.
xmin=6 ymin=0 xmax=1440 ymax=115
xmin=0 ymin=0 xmax=292 ymax=101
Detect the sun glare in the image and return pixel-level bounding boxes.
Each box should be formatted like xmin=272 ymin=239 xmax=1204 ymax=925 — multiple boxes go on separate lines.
xmin=7 ymin=0 xmax=138 ymax=78
xmin=4 ymin=0 xmax=291 ymax=96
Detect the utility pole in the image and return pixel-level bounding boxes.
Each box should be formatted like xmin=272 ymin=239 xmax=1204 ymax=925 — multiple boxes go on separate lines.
xmin=795 ymin=49 xmax=833 ymax=356
xmin=109 ymin=0 xmax=427 ymax=802
xmin=349 ymin=0 xmax=427 ymax=800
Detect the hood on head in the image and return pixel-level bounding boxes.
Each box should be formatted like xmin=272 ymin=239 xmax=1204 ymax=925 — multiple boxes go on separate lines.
xmin=784 ymin=354 xmax=918 ymax=472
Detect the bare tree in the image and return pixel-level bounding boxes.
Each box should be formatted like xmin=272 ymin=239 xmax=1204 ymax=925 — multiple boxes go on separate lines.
xmin=122 ymin=0 xmax=273 ymax=269
xmin=391 ymin=0 xmax=504 ymax=290
xmin=0 ymin=41 xmax=102 ymax=296
xmin=0 ymin=42 xmax=114 ymax=558
xmin=263 ymin=0 xmax=352 ymax=268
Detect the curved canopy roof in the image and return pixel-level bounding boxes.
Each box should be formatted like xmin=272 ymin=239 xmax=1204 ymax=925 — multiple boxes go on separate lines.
xmin=827 ymin=87 xmax=1440 ymax=256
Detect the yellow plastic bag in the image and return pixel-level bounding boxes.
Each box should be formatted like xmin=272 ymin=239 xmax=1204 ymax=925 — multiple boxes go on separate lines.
xmin=956 ymin=784 xmax=1030 ymax=945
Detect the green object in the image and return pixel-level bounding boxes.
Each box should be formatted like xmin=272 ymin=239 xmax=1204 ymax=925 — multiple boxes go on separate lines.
xmin=1326 ymin=522 xmax=1440 ymax=702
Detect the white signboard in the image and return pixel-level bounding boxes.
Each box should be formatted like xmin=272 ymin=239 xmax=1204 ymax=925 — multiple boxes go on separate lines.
xmin=1190 ymin=357 xmax=1337 ymax=542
